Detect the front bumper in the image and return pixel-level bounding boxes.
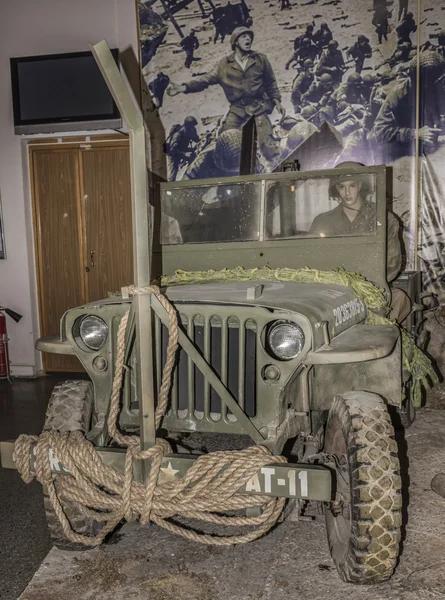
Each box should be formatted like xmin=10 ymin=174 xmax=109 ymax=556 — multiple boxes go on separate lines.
xmin=1 ymin=440 xmax=332 ymax=502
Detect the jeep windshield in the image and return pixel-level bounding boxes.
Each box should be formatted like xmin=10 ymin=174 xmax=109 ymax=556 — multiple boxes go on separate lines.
xmin=160 ymin=172 xmax=377 ymax=245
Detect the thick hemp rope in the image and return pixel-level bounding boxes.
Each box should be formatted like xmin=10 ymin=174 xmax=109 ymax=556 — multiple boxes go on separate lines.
xmin=13 ymin=285 xmax=286 ymax=547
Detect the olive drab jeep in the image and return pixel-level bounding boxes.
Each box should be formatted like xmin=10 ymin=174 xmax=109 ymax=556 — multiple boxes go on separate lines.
xmin=1 ymin=41 xmax=413 ymax=585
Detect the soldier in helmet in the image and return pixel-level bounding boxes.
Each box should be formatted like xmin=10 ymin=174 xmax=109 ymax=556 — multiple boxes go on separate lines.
xmin=165 ymin=116 xmax=200 ymax=180
xmin=396 ymin=12 xmax=417 ymax=45
xmin=333 ymin=72 xmax=365 ymax=105
xmin=301 ymin=73 xmax=335 ymax=107
xmin=313 ymin=22 xmax=333 ymax=54
xmin=361 ymin=73 xmax=378 ymax=103
xmin=180 ymin=29 xmax=200 ymax=69
xmin=316 ymin=40 xmax=345 ymax=84
xmin=292 ymin=24 xmax=314 ymax=52
xmin=168 ymin=27 xmax=285 ymax=165
xmin=286 ymin=37 xmax=318 ymax=70
xmin=309 ymin=162 xmax=410 ymax=322
xmin=291 ymin=58 xmax=315 ymax=112
xmin=347 ymin=35 xmax=372 ymax=74
xmin=371 ymin=52 xmax=445 ymax=162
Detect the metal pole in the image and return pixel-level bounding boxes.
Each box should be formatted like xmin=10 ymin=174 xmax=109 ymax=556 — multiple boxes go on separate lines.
xmin=90 ymin=41 xmax=156 ymax=451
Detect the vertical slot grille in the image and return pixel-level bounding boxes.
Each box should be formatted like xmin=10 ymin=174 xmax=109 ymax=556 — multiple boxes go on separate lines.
xmin=155 ymin=310 xmax=257 ymax=422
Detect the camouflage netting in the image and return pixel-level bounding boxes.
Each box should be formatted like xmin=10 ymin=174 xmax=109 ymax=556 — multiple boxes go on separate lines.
xmin=159 ymin=266 xmax=438 ymax=408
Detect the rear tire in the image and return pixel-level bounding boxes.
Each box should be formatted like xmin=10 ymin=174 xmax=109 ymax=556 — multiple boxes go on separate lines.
xmin=324 ymin=392 xmax=402 ymax=584
xmin=43 ymin=380 xmax=101 ymax=551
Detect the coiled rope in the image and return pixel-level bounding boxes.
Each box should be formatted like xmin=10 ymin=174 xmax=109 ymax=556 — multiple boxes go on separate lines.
xmin=13 ymin=285 xmax=286 ymax=547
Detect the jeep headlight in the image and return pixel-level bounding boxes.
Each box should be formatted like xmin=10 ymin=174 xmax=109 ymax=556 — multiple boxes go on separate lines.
xmin=79 ymin=316 xmax=108 ymax=351
xmin=267 ymin=321 xmax=305 ymax=361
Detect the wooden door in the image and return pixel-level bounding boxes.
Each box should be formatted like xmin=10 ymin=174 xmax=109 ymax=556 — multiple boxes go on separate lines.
xmin=81 ymin=146 xmax=133 ymax=301
xmin=31 ymin=149 xmax=85 ymax=372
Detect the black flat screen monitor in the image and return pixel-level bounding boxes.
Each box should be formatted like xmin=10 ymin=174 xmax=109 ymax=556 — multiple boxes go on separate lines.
xmin=10 ymin=49 xmax=122 ymax=134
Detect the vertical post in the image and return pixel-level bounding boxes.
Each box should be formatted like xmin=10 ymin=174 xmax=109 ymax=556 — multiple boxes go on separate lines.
xmin=90 ymin=41 xmax=156 ymax=450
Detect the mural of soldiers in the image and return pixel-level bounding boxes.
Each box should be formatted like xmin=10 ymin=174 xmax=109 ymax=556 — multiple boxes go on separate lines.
xmin=165 ymin=116 xmax=200 ymax=181
xmin=313 ymin=22 xmax=333 ymax=53
xmin=361 ymin=73 xmax=379 ymax=103
xmin=398 ymin=0 xmax=408 ymax=21
xmin=347 ymin=35 xmax=372 ymax=74
xmin=387 ymin=40 xmax=413 ymax=68
xmin=396 ymin=12 xmax=417 ymax=45
xmin=168 ymin=27 xmax=285 ymax=165
xmin=370 ymin=52 xmax=445 ymax=163
xmin=300 ymin=73 xmax=335 ymax=106
xmin=291 ymin=59 xmax=315 ymax=112
xmin=333 ymin=73 xmax=365 ymax=105
xmin=316 ymin=40 xmax=345 ymax=84
xmin=293 ymin=24 xmax=314 ymax=51
xmin=180 ymin=30 xmax=200 ymax=69
xmin=148 ymin=72 xmax=170 ymax=108
xmin=286 ymin=37 xmax=318 ymax=69
xmin=436 ymin=30 xmax=445 ymax=57
xmin=373 ymin=3 xmax=391 ymax=44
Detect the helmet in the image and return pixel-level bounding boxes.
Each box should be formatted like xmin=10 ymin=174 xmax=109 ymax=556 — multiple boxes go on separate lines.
xmin=438 ymin=29 xmax=445 ymax=40
xmin=358 ymin=35 xmax=369 ymax=43
xmin=303 ymin=58 xmax=314 ymax=69
xmin=363 ymin=73 xmax=377 ymax=85
xmin=184 ymin=116 xmax=198 ymax=127
xmin=347 ymin=72 xmax=362 ymax=85
xmin=408 ymin=50 xmax=445 ymax=73
xmin=230 ymin=26 xmax=254 ymax=49
xmin=319 ymin=73 xmax=334 ymax=85
xmin=214 ymin=129 xmax=242 ymax=172
xmin=328 ymin=40 xmax=339 ymax=49
xmin=301 ymin=105 xmax=317 ymax=119
xmin=329 ymin=161 xmax=373 ymax=198
xmin=301 ymin=37 xmax=311 ymax=46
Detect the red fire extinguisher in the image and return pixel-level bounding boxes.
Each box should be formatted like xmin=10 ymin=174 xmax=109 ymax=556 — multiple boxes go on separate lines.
xmin=0 ymin=307 xmax=23 ymax=380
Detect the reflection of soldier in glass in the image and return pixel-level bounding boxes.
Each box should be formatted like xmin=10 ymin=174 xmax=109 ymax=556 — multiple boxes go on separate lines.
xmin=168 ymin=27 xmax=285 ymax=162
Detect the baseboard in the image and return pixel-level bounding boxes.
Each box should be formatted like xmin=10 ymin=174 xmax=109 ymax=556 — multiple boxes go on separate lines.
xmin=10 ymin=365 xmax=36 ymax=378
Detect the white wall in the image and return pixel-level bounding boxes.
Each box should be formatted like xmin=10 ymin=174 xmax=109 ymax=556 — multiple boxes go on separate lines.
xmin=0 ymin=0 xmax=139 ymax=376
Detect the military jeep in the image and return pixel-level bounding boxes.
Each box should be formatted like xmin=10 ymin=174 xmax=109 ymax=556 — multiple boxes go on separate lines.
xmin=1 ymin=42 xmax=407 ymax=585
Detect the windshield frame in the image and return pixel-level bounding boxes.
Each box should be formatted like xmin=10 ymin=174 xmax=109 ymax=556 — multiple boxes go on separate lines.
xmin=156 ymin=166 xmax=388 ymax=294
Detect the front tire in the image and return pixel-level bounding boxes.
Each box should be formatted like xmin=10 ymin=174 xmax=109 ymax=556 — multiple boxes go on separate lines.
xmin=43 ymin=380 xmax=101 ymax=551
xmin=324 ymin=392 xmax=402 ymax=584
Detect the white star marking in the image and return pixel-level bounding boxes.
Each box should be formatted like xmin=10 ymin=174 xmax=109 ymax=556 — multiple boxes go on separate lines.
xmin=160 ymin=461 xmax=180 ymax=480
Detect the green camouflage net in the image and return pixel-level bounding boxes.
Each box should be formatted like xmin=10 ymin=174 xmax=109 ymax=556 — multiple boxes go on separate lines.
xmin=159 ymin=266 xmax=438 ymax=408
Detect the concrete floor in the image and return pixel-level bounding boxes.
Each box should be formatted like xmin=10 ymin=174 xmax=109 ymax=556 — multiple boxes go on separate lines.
xmin=2 ymin=378 xmax=445 ymax=599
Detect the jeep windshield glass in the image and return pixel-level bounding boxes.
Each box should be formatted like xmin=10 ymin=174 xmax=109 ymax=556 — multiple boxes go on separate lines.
xmin=160 ymin=182 xmax=262 ymax=244
xmin=160 ymin=173 xmax=376 ymax=245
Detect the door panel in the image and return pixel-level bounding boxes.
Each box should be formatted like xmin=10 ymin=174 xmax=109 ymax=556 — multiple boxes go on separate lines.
xmin=32 ymin=150 xmax=84 ymax=372
xmin=81 ymin=147 xmax=133 ymax=301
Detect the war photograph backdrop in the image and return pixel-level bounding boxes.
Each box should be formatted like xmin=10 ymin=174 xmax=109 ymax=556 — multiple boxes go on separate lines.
xmin=138 ymin=0 xmax=445 ymax=295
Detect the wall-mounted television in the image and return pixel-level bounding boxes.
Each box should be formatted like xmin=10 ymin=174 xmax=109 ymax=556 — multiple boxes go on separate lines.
xmin=10 ymin=49 xmax=122 ymax=134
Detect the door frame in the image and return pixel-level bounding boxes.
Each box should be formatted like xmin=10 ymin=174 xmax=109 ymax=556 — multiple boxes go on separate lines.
xmin=28 ymin=134 xmax=129 ymax=373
